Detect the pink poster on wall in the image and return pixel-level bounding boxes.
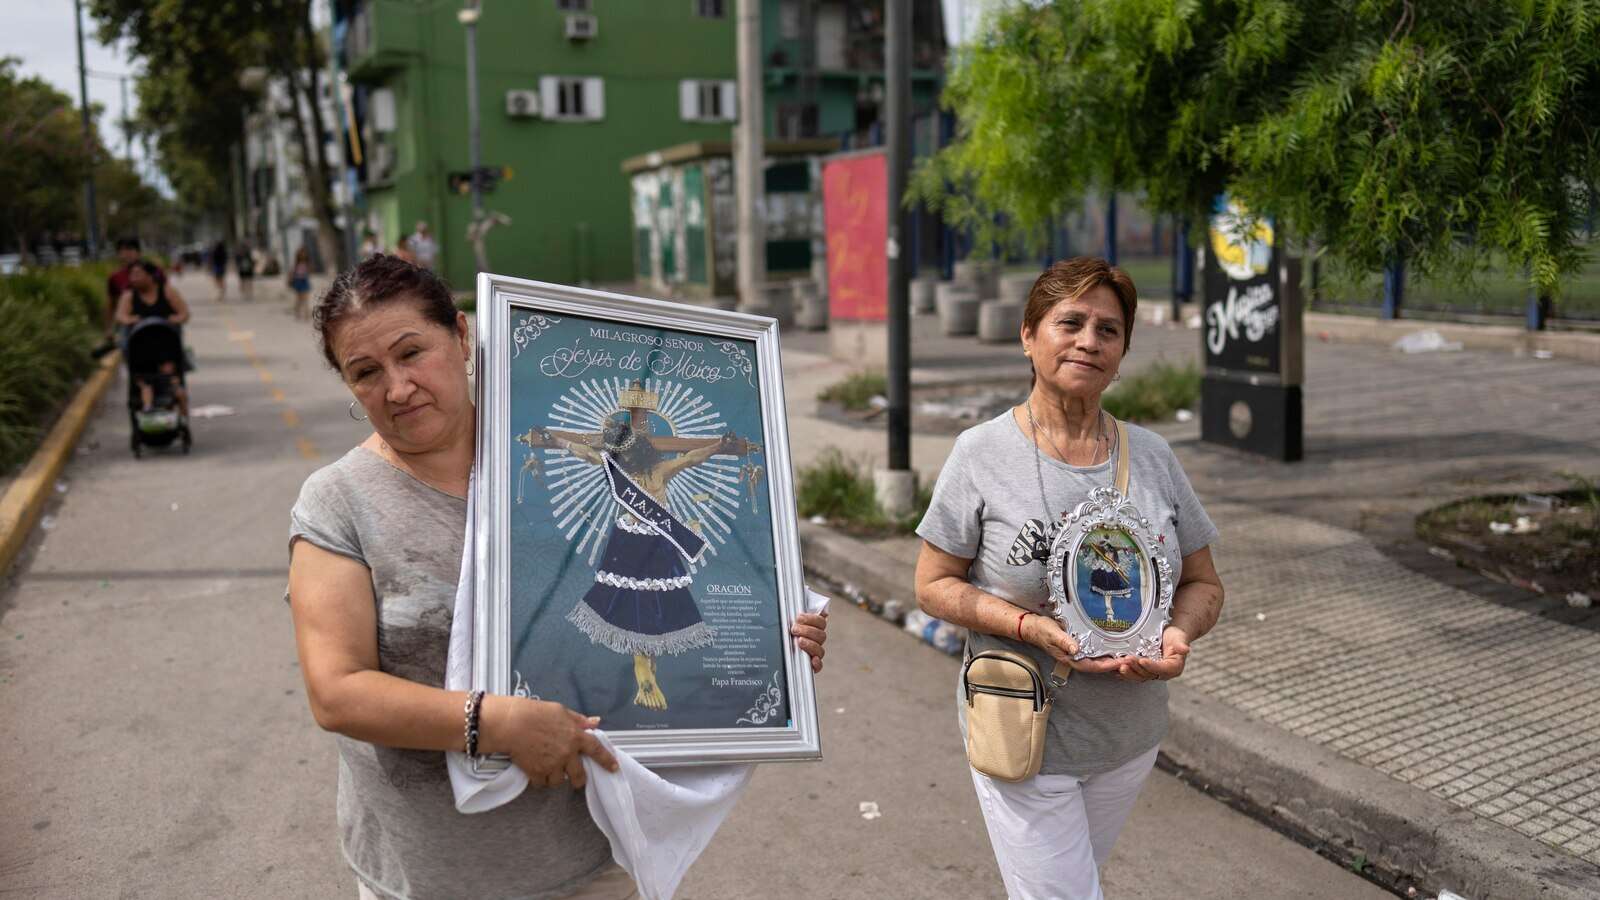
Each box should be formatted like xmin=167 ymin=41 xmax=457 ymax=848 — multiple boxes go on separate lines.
xmin=822 ymin=151 xmax=887 ymax=322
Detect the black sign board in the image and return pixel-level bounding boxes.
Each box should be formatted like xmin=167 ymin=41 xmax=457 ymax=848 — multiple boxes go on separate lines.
xmin=1198 ymin=197 xmax=1304 ymax=461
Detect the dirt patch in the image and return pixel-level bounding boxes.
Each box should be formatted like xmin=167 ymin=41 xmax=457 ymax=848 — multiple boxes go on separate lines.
xmin=1416 ymin=489 xmax=1599 ymax=613
xmin=818 ymin=381 xmax=1029 ymax=435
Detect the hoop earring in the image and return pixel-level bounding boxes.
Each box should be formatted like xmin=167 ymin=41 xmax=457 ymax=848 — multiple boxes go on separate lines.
xmin=348 ymin=400 xmax=368 ymax=421
xmin=465 ymin=359 xmax=475 ymax=377
xmin=1112 ymin=373 xmax=1122 ymax=382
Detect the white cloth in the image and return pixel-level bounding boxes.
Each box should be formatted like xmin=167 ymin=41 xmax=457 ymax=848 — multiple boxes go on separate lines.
xmin=445 ymin=477 xmax=827 ymax=899
xmin=969 ymin=746 xmax=1159 ymax=900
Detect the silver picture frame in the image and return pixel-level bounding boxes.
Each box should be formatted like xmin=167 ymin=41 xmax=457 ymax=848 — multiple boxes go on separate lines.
xmin=1046 ymin=486 xmax=1175 ymax=659
xmin=471 ymin=273 xmax=819 ymax=768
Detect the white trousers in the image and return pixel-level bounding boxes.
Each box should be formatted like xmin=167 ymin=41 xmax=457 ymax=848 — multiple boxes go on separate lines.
xmin=970 ymin=746 xmax=1160 ymax=900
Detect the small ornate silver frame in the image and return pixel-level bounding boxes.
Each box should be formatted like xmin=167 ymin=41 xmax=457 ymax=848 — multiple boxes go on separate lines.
xmin=1046 ymin=486 xmax=1175 ymax=659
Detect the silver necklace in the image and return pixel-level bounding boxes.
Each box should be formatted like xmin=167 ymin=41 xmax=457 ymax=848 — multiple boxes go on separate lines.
xmin=1025 ymin=402 xmax=1113 ymax=525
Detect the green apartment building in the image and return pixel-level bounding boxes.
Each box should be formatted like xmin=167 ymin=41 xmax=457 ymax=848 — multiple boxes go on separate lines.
xmin=335 ymin=0 xmax=944 ymax=289
xmin=339 ymin=0 xmax=741 ymax=288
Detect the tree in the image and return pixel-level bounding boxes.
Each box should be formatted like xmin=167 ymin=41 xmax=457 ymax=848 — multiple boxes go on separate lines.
xmin=913 ymin=0 xmax=1600 ymax=294
xmin=91 ymin=0 xmax=347 ymax=261
xmin=0 ymin=58 xmax=95 ymax=260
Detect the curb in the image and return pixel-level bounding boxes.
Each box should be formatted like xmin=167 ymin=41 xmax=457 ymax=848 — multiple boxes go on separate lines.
xmin=799 ymin=520 xmax=1600 ymax=900
xmin=0 ymin=352 xmax=119 ymax=576
xmin=798 ymin=521 xmax=965 ymax=655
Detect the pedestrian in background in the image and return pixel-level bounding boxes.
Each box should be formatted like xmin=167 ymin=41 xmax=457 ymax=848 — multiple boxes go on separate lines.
xmin=410 ymin=220 xmax=438 ymax=270
xmin=287 ymin=246 xmax=313 ymax=321
xmin=914 ymin=257 xmax=1225 ymax=900
xmin=394 ymin=235 xmax=418 ymax=265
xmin=236 ymin=243 xmax=257 ymax=302
xmin=285 ymin=255 xmax=829 ymax=899
xmin=360 ymin=230 xmax=380 ymax=258
xmin=100 ymin=236 xmax=163 ymax=356
xmin=209 ymin=240 xmax=229 ymax=302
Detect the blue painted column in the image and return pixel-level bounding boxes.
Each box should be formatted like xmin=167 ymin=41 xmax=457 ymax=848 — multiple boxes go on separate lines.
xmin=1104 ymin=194 xmax=1119 ymax=265
xmin=1381 ymin=256 xmax=1406 ymax=319
xmin=1526 ymin=288 xmax=1552 ymax=331
xmin=1169 ymin=218 xmax=1189 ymax=320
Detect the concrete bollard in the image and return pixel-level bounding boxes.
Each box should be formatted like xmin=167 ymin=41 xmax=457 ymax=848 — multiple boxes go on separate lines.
xmin=1000 ymin=272 xmax=1038 ymax=304
xmin=978 ymin=300 xmax=1024 ymax=343
xmin=911 ymin=277 xmax=938 ymax=314
xmin=973 ymin=262 xmax=1001 ymax=301
xmin=936 ymin=281 xmax=977 ymax=307
xmin=792 ymin=279 xmax=828 ymax=331
xmin=939 ymin=293 xmax=981 ymax=336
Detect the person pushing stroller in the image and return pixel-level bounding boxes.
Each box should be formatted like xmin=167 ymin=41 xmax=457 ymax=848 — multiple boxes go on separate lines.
xmin=115 ymin=261 xmax=194 ymax=455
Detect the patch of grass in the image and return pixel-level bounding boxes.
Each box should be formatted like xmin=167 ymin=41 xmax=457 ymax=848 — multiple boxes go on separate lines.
xmin=0 ymin=266 xmax=108 ymax=472
xmin=796 ymin=449 xmax=931 ymax=535
xmin=817 ymin=370 xmax=886 ymax=412
xmin=1101 ymin=360 xmax=1199 ymax=423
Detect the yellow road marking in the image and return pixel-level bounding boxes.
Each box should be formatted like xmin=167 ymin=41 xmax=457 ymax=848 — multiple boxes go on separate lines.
xmin=296 ymin=437 xmax=318 ymax=460
xmin=270 ymin=388 xmax=286 ymax=403
xmin=258 ymin=369 xmax=273 ymax=384
xmin=282 ymin=409 xmax=301 ymax=428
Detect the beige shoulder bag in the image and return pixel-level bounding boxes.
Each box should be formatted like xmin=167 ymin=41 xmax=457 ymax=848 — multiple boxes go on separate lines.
xmin=963 ymin=416 xmax=1130 ymax=782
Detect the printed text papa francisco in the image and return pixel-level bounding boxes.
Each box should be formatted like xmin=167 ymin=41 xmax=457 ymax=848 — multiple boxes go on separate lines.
xmin=539 ymin=328 xmax=733 ymax=383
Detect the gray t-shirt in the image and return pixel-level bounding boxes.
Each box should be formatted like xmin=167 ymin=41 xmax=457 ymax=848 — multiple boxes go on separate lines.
xmin=288 ymin=447 xmax=612 ymax=900
xmin=916 ymin=411 xmax=1217 ymax=777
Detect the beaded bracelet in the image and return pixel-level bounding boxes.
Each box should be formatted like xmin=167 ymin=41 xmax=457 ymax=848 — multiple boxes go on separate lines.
xmin=463 ymin=689 xmax=486 ymax=758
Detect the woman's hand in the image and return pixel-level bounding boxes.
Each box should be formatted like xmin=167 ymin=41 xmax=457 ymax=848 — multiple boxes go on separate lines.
xmin=791 ymin=611 xmax=828 ymax=673
xmin=1021 ymin=613 xmax=1137 ymax=676
xmin=480 ymin=695 xmax=619 ymax=790
xmin=1117 ymin=625 xmax=1191 ymax=683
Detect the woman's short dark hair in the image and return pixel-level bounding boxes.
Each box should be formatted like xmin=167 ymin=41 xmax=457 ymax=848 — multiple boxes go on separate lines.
xmin=314 ymin=253 xmax=458 ymax=370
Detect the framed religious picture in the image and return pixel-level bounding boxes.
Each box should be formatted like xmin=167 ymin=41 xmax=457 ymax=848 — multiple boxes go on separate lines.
xmin=1045 ymin=487 xmax=1175 ymax=659
xmin=470 ymin=273 xmax=820 ymax=767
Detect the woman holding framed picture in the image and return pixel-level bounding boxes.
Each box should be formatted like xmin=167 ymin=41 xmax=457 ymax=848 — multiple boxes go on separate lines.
xmin=284 ymin=255 xmax=828 ymax=899
xmin=914 ymin=257 xmax=1225 ymax=900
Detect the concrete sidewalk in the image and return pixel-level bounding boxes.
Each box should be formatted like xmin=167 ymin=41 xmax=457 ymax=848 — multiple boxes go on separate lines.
xmin=775 ymin=308 xmax=1600 ymax=898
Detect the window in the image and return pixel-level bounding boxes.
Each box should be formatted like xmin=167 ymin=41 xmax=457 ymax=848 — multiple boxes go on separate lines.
xmin=679 ymin=79 xmax=737 ymax=123
xmin=557 ymin=0 xmax=591 ymax=10
xmin=540 ymin=76 xmax=605 ymax=121
xmin=695 ymin=0 xmax=725 ymax=18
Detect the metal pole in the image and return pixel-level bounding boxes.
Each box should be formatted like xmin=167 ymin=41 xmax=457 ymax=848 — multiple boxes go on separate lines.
xmin=120 ymin=76 xmax=132 ymax=163
xmin=73 ymin=0 xmax=101 ymax=258
xmin=326 ymin=8 xmax=359 ymax=268
xmin=462 ymin=3 xmax=483 ymax=226
xmin=1103 ymin=193 xmax=1118 ymax=265
xmin=735 ymin=0 xmax=767 ymax=312
xmin=885 ymin=0 xmax=911 ymax=473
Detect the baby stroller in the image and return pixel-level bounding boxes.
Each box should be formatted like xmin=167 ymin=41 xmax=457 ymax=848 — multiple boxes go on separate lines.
xmin=124 ymin=317 xmax=192 ymax=457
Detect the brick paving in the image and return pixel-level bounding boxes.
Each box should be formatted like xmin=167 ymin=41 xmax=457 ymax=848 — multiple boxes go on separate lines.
xmin=1190 ymin=503 xmax=1600 ymax=865
xmin=777 ymin=306 xmax=1600 ymax=870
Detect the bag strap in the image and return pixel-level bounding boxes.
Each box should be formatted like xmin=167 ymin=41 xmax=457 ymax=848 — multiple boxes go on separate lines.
xmin=1049 ymin=661 xmax=1071 ymax=696
xmin=1111 ymin=415 xmax=1130 ymax=496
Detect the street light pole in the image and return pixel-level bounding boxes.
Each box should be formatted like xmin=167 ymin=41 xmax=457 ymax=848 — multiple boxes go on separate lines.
xmin=459 ymin=1 xmax=488 ymax=272
xmin=873 ymin=0 xmax=916 ymax=517
xmin=73 ymin=0 xmax=101 ymax=258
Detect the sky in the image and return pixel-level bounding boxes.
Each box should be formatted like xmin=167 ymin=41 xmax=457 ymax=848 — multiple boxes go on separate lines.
xmin=0 ymin=2 xmax=161 ymax=188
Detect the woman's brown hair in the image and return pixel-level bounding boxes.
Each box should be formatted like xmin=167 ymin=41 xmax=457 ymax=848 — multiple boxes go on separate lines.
xmin=313 ymin=253 xmax=459 ymax=372
xmin=1022 ymin=257 xmax=1137 ymax=385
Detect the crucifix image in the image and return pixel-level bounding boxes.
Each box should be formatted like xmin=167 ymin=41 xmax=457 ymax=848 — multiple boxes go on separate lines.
xmin=516 ymin=379 xmax=761 ymax=710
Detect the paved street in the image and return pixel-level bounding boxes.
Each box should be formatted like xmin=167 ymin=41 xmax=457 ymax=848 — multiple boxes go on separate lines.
xmin=0 ymin=272 xmax=1390 ymax=898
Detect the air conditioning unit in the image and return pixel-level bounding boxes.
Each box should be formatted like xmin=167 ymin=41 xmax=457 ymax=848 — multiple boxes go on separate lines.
xmin=565 ymin=14 xmax=598 ymax=40
xmin=369 ymin=143 xmax=395 ymax=182
xmin=505 ymin=89 xmax=541 ymax=118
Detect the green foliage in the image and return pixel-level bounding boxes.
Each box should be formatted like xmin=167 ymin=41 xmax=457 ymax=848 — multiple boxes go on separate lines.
xmin=0 ymin=59 xmax=96 ymax=254
xmin=796 ymin=450 xmax=931 ymax=534
xmin=817 ymin=370 xmax=888 ymax=411
xmin=0 ymin=268 xmax=107 ymax=472
xmin=914 ymin=1 xmax=1600 ymax=296
xmin=1101 ymin=360 xmax=1200 ymax=422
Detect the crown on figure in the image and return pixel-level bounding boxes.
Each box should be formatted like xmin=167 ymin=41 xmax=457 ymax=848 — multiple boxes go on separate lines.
xmin=617 ymin=379 xmax=659 ymax=411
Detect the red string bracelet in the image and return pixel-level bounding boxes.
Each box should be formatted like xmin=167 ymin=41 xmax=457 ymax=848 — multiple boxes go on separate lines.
xmin=1016 ymin=611 xmax=1030 ymax=642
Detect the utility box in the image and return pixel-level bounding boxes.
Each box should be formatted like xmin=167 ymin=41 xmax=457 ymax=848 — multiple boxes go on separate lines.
xmin=1197 ymin=197 xmax=1305 ymax=462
